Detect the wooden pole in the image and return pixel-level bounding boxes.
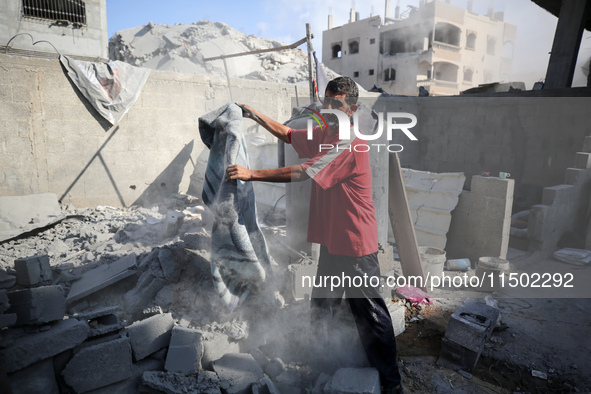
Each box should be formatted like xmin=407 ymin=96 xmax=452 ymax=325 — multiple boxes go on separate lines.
xmin=388 ymin=152 xmax=426 ymax=292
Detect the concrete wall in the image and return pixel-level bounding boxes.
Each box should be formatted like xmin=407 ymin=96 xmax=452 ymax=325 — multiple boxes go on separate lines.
xmin=0 ymin=53 xmax=302 ymax=208
xmin=387 ymin=96 xmax=591 ymax=193
xmin=0 ymin=0 xmax=108 ymax=59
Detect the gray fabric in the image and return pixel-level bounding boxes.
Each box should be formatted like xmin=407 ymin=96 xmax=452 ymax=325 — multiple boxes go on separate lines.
xmin=60 ymin=55 xmax=150 ymax=125
xmin=198 ymin=103 xmax=271 ymax=311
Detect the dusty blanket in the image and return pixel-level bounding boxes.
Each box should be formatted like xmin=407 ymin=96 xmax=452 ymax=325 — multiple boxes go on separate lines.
xmin=199 ymin=103 xmax=271 ymax=311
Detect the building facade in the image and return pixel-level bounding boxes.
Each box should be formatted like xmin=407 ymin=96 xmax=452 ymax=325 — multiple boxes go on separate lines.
xmin=0 ymin=0 xmax=108 ymax=59
xmin=322 ymin=0 xmax=516 ymax=96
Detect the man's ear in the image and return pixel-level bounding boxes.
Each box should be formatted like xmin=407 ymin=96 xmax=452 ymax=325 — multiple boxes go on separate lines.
xmin=350 ymin=104 xmax=358 ymax=113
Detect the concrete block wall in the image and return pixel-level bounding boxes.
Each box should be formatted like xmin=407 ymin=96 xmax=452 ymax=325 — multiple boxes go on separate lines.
xmin=528 ymin=138 xmax=591 ymax=252
xmin=388 ymin=96 xmax=591 ymax=190
xmin=0 ymin=54 xmax=304 ymax=207
xmin=446 ymin=176 xmax=514 ymax=262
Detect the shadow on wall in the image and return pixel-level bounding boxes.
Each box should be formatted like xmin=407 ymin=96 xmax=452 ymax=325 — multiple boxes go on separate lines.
xmin=133 ymin=141 xmax=195 ymax=207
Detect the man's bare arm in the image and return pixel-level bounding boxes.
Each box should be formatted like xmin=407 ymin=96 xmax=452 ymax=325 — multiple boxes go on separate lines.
xmin=226 ymin=164 xmax=309 ymax=183
xmin=236 ymin=104 xmax=291 ymax=144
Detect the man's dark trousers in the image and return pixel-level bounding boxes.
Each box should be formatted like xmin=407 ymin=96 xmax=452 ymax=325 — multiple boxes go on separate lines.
xmin=310 ymin=245 xmax=402 ymax=388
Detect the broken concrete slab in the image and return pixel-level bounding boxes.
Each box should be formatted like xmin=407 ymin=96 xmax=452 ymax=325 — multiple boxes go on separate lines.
xmin=158 ymin=248 xmax=181 ymax=282
xmin=8 ymin=285 xmax=65 ymax=325
xmin=2 ymin=318 xmax=90 ymax=373
xmin=312 ymin=372 xmax=331 ymax=394
xmin=8 ymin=358 xmax=59 ymax=394
xmin=252 ymin=377 xmax=281 ymax=394
xmin=141 ymin=370 xmax=222 ymax=394
xmin=0 ymin=193 xmax=65 ymax=242
xmin=66 ymin=253 xmax=137 ymax=304
xmin=212 ymin=353 xmax=264 ymax=394
xmin=14 ymin=254 xmax=52 ymax=286
xmin=201 ymin=331 xmax=240 ymax=370
xmin=326 ymin=368 xmax=381 ymax=394
xmin=123 ymin=270 xmax=167 ymax=318
xmin=62 ymin=337 xmax=133 ymax=393
xmin=264 ymin=357 xmax=286 ymax=380
xmin=127 ymin=312 xmax=174 ymax=361
xmin=164 ymin=326 xmax=203 ymax=375
xmin=249 ymin=348 xmax=269 ymax=369
xmin=73 ymin=306 xmax=125 ymax=337
xmin=387 ymin=303 xmax=406 ymax=337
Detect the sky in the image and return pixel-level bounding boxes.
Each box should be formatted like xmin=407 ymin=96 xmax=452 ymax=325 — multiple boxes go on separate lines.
xmin=106 ymin=0 xmax=591 ymax=87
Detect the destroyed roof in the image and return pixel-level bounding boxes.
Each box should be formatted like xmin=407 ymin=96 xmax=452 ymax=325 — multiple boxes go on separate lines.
xmin=530 ymin=0 xmax=591 ymax=31
xmin=109 ymin=20 xmax=338 ymax=84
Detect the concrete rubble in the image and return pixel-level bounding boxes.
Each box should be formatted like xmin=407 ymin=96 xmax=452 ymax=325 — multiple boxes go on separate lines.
xmin=109 ymin=21 xmax=338 ymax=85
xmin=0 ymin=195 xmax=411 ymax=393
xmin=0 ymin=191 xmax=590 ymax=393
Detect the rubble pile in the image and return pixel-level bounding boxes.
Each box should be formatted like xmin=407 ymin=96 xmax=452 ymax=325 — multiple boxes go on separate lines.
xmin=0 ymin=194 xmax=386 ymax=393
xmin=109 ymin=21 xmax=338 ymax=84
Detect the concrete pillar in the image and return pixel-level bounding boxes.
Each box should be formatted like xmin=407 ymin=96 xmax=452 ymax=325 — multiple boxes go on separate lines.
xmin=328 ymin=14 xmax=333 ymax=29
xmin=544 ymin=0 xmax=591 ymax=89
xmin=385 ymin=0 xmax=391 ymax=23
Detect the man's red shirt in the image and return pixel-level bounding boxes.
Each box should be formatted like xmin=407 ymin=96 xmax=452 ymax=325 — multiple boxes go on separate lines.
xmin=289 ymin=126 xmax=378 ymax=257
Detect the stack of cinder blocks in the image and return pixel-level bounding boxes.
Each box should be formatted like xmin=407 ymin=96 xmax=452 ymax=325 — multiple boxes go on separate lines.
xmin=447 ymin=176 xmax=514 ymax=264
xmin=438 ymin=298 xmax=500 ymax=371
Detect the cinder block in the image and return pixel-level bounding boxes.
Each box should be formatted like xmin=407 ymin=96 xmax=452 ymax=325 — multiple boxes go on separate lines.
xmin=14 ymin=254 xmax=52 ymax=286
xmin=327 ymin=368 xmax=381 ymax=394
xmin=541 ymin=184 xmax=575 ymax=205
xmin=471 ymin=176 xmax=514 ymax=200
xmin=73 ymin=306 xmax=124 ymax=337
xmin=387 ymin=303 xmax=406 ymax=337
xmin=444 ymin=299 xmax=498 ymax=352
xmin=142 ymin=370 xmax=222 ymax=393
xmin=86 ymin=358 xmax=162 ymax=394
xmin=565 ymin=167 xmax=588 ymax=185
xmin=438 ymin=299 xmax=499 ymax=370
xmin=165 ymin=326 xmax=204 ymax=375
xmin=213 ymin=353 xmax=264 ymax=394
xmin=127 ymin=312 xmax=174 ymax=361
xmin=7 ymin=285 xmax=65 ymax=325
xmin=575 ymin=152 xmax=591 ymax=169
xmin=8 ymin=358 xmax=59 ymax=394
xmin=438 ymin=337 xmax=481 ymax=371
xmin=0 ymin=289 xmax=9 ymax=313
xmin=201 ymin=331 xmax=240 ymax=370
xmin=63 ymin=337 xmax=133 ymax=393
xmin=289 ymin=260 xmax=318 ymax=300
xmin=2 ymin=318 xmax=90 ymax=373
xmin=0 ymin=313 xmax=17 ymax=328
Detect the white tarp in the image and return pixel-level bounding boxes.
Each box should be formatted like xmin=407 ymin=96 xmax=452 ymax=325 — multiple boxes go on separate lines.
xmin=60 ymin=55 xmax=151 ymax=125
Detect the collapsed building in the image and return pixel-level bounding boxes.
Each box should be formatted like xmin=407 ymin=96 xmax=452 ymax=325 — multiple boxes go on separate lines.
xmin=1 ymin=0 xmax=591 ymax=393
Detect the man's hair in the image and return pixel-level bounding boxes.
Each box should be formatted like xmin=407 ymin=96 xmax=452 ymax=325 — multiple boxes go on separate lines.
xmin=325 ymin=76 xmax=358 ymax=105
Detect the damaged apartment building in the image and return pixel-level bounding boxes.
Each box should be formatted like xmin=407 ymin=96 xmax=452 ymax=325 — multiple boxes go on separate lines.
xmin=2 ymin=0 xmax=591 ymax=393
xmin=322 ymin=0 xmax=516 ymax=95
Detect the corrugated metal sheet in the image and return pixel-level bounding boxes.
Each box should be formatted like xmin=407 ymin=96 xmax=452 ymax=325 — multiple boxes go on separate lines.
xmin=389 ymin=169 xmax=465 ymax=249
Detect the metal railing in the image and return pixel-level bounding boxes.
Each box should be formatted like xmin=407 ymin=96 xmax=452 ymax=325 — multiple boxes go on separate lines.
xmin=22 ymin=0 xmax=87 ymax=26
